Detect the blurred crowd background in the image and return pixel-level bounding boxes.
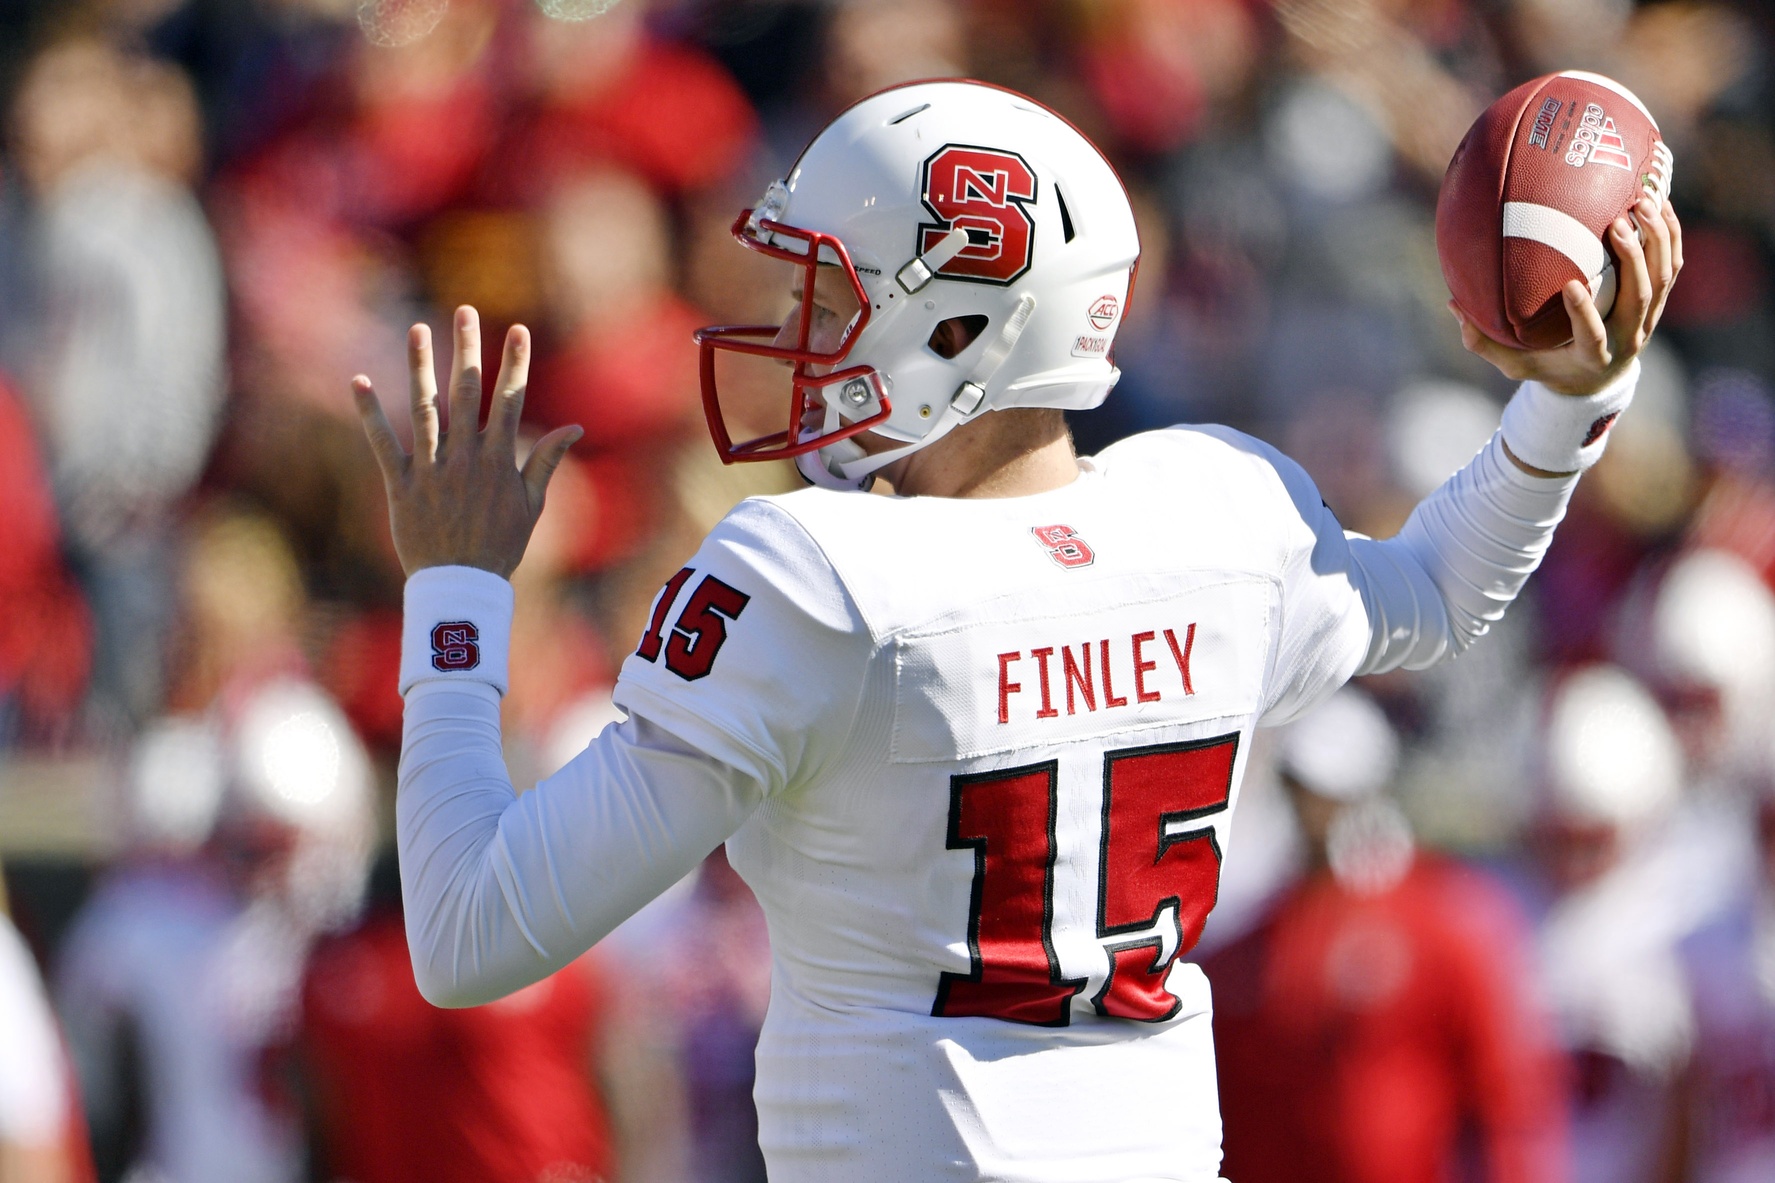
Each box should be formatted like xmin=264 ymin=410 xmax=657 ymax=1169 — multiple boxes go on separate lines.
xmin=0 ymin=0 xmax=1772 ymax=1181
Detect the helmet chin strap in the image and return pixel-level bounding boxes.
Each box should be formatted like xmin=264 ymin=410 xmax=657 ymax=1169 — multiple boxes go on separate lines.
xmin=796 ymin=436 xmax=873 ymax=490
xmin=805 ymin=293 xmax=1039 ymax=493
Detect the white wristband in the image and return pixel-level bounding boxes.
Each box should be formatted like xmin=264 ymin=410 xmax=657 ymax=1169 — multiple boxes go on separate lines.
xmin=1499 ymin=357 xmax=1639 ymax=474
xmin=400 ymin=565 xmax=514 ymax=696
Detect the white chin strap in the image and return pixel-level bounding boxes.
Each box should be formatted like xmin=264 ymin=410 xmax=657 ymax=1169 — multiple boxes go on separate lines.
xmin=796 ymin=435 xmax=874 ymax=490
xmin=799 ymin=293 xmax=1039 ymax=493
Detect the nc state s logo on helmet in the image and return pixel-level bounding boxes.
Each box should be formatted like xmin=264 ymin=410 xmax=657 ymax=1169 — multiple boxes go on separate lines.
xmin=692 ymin=80 xmax=1141 ymax=491
xmin=918 ymin=144 xmax=1039 ymax=285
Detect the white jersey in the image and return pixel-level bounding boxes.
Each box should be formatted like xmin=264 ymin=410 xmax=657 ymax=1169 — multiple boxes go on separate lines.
xmin=613 ymin=426 xmax=1369 ymax=1177
xmin=394 ymin=411 xmax=1605 ymax=1182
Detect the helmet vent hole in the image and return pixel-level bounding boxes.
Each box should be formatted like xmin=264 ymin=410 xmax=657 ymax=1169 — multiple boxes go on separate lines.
xmin=889 ymin=103 xmax=931 ymax=125
xmin=1055 ymin=185 xmax=1077 ymax=244
xmin=928 ymin=315 xmax=989 ymax=359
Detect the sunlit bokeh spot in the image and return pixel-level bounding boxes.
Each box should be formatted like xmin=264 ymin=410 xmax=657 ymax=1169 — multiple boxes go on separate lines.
xmin=357 ymin=0 xmax=450 ymax=47
xmin=261 ymin=711 xmax=344 ymax=814
xmin=536 ymin=0 xmax=624 ymax=21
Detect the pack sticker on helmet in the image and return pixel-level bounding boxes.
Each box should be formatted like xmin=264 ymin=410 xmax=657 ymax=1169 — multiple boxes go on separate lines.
xmin=917 ymin=144 xmax=1037 ymax=285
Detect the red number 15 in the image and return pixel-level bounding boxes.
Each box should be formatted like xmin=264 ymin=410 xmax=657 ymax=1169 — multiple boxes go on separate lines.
xmin=932 ymin=734 xmax=1238 ymax=1026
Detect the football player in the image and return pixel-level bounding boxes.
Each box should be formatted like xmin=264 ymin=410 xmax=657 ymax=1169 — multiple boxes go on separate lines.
xmin=352 ymin=80 xmax=1681 ymax=1182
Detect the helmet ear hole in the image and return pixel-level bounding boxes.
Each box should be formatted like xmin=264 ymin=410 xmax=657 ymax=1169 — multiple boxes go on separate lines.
xmin=928 ymin=315 xmax=989 ymax=359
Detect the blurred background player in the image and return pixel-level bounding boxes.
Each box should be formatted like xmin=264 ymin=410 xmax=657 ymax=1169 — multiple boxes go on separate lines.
xmin=296 ymin=854 xmax=620 ymax=1183
xmin=1208 ymin=688 xmax=1567 ymax=1183
xmin=1528 ymin=665 xmax=1722 ymax=1183
xmin=5 ymin=36 xmax=225 ymax=737
xmin=293 ymin=463 xmax=629 ymax=1183
xmin=54 ymin=509 xmax=373 ymax=1183
xmin=0 ymin=869 xmax=94 ymax=1183
xmin=1665 ymin=769 xmax=1775 ymax=1182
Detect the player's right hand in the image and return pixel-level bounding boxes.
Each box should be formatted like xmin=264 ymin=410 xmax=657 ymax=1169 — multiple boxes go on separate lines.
xmin=1450 ymin=195 xmax=1682 ymax=397
xmin=353 ymin=305 xmax=582 ymax=579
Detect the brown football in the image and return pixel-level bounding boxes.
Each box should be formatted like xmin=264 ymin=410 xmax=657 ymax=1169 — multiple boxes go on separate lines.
xmin=1437 ymin=71 xmax=1672 ymax=350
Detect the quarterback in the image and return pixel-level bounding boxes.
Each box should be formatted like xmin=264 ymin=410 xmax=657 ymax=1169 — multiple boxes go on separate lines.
xmin=353 ymin=82 xmax=1679 ymax=1182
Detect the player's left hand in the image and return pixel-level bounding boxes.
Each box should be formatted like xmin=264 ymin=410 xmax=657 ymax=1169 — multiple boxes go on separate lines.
xmin=1451 ymin=195 xmax=1682 ymax=396
xmin=354 ymin=305 xmax=582 ymax=579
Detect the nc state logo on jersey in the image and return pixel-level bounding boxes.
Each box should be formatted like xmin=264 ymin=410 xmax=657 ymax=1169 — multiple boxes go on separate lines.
xmin=1033 ymin=524 xmax=1094 ymax=569
xmin=918 ymin=144 xmax=1037 ymax=285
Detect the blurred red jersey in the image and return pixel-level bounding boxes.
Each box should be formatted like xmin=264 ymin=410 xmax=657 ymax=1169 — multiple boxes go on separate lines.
xmin=300 ymin=908 xmax=615 ymax=1183
xmin=1205 ymin=856 xmax=1568 ymax=1183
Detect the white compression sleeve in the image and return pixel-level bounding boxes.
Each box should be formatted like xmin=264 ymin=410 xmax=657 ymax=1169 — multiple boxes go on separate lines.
xmin=398 ymin=679 xmax=765 ymax=1007
xmin=1348 ymin=431 xmax=1579 ymax=676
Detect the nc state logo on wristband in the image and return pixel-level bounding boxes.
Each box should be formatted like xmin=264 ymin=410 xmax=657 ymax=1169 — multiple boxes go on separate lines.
xmin=430 ymin=621 xmax=481 ymax=672
xmin=1583 ymin=412 xmax=1620 ymax=447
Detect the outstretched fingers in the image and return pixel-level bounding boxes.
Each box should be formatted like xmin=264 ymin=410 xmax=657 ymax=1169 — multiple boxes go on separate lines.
xmin=354 ymin=375 xmax=408 ymax=484
xmin=520 ymin=424 xmax=585 ymax=512
xmin=446 ymin=305 xmax=485 ymax=448
xmin=408 ymin=324 xmax=440 ymax=460
xmin=488 ymin=323 xmax=532 ymax=444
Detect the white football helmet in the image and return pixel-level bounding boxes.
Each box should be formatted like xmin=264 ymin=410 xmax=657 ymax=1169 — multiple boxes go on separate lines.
xmin=696 ymin=79 xmax=1141 ymax=489
xmin=1543 ymin=664 xmax=1681 ymax=829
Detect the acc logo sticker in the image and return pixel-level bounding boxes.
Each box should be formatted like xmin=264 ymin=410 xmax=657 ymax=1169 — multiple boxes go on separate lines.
xmin=1088 ymin=295 xmax=1120 ymax=330
xmin=917 ymin=144 xmax=1038 ymax=285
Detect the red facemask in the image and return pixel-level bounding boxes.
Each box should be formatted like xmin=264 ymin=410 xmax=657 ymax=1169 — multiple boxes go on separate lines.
xmin=693 ymin=211 xmax=892 ymax=464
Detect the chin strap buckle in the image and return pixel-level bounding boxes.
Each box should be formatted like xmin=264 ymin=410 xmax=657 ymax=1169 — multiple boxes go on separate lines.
xmin=950 ymin=293 xmax=1037 ymax=415
xmin=951 ymin=382 xmax=987 ymax=415
xmin=896 ymin=227 xmax=971 ymax=294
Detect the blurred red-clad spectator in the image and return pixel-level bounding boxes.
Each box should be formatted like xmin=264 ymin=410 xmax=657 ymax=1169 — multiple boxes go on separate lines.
xmin=1212 ymin=860 xmax=1569 ymax=1183
xmin=225 ymin=0 xmax=504 ymax=234
xmin=533 ymin=168 xmax=703 ymax=441
xmin=8 ymin=40 xmax=224 ymax=730
xmin=519 ymin=169 xmax=707 ymax=569
xmin=0 ymin=370 xmax=90 ymax=742
xmin=319 ymin=608 xmax=407 ymax=755
xmin=1077 ymin=0 xmax=1263 ymax=157
xmin=1208 ymin=690 xmax=1568 ymax=1183
xmin=490 ymin=2 xmax=758 ymax=206
xmin=820 ymin=0 xmax=968 ymax=111
xmin=300 ymin=864 xmax=618 ymax=1183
